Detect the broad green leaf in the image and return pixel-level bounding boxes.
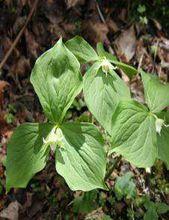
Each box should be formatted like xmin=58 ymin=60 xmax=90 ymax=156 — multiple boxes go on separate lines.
xmin=66 ymin=36 xmax=99 ymax=63
xmin=112 ymin=60 xmax=137 ymax=78
xmin=55 ymin=122 xmax=107 ymax=191
xmin=6 ymin=123 xmax=53 ymax=191
xmin=110 ymin=100 xmax=157 ymax=168
xmin=96 ymin=42 xmax=137 ymax=78
xmin=157 ymin=111 xmax=169 ymax=169
xmin=83 ymin=62 xmax=131 ymax=134
xmin=31 ymin=38 xmax=82 ymax=124
xmin=141 ymin=70 xmax=169 ymax=113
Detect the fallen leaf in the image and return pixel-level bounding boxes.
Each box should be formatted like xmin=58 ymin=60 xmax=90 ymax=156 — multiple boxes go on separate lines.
xmin=115 ymin=25 xmax=136 ymax=62
xmin=10 ymin=56 xmax=30 ymax=76
xmin=66 ymin=0 xmax=85 ymax=8
xmin=2 ymin=37 xmax=20 ymax=58
xmin=83 ymin=21 xmax=109 ymax=45
xmin=62 ymin=23 xmax=76 ymax=34
xmin=13 ymin=16 xmax=26 ymax=35
xmin=118 ymin=8 xmax=127 ymax=22
xmin=27 ymin=200 xmax=43 ymax=218
xmin=106 ymin=18 xmax=119 ymax=33
xmin=0 ymin=201 xmax=21 ymax=220
xmin=24 ymin=29 xmax=40 ymax=59
xmin=20 ymin=0 xmax=28 ymax=7
xmin=158 ymin=37 xmax=169 ymax=63
xmin=85 ymin=207 xmax=108 ymax=220
xmin=136 ymin=39 xmax=154 ymax=72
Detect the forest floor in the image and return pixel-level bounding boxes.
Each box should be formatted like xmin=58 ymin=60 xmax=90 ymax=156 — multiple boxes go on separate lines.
xmin=0 ymin=0 xmax=169 ymax=219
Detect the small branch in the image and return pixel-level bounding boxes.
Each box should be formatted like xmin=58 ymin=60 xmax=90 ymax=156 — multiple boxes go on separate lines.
xmin=105 ymin=156 xmax=121 ymax=181
xmin=96 ymin=2 xmax=106 ymax=24
xmin=95 ymin=0 xmax=115 ymax=55
xmin=137 ymin=53 xmax=144 ymax=72
xmin=0 ymin=0 xmax=39 ymax=70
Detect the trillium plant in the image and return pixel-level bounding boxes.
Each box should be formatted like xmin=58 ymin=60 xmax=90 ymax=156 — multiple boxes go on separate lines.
xmin=6 ymin=36 xmax=169 ymax=192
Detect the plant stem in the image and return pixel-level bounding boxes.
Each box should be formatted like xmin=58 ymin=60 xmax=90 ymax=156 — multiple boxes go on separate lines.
xmin=105 ymin=156 xmax=122 ymax=181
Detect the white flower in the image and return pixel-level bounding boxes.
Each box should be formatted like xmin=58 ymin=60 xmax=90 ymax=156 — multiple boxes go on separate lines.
xmin=101 ymin=58 xmax=116 ymax=75
xmin=155 ymin=118 xmax=164 ymax=135
xmin=43 ymin=127 xmax=64 ymax=148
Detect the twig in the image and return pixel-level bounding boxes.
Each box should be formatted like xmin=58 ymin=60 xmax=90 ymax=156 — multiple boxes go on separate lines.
xmin=95 ymin=0 xmax=115 ymax=55
xmin=105 ymin=156 xmax=121 ymax=181
xmin=137 ymin=53 xmax=144 ymax=72
xmin=96 ymin=2 xmax=106 ymax=24
xmin=0 ymin=0 xmax=39 ymax=70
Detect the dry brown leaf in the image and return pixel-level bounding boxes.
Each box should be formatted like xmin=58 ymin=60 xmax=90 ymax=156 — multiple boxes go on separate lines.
xmin=13 ymin=16 xmax=26 ymax=35
xmin=62 ymin=23 xmax=76 ymax=34
xmin=19 ymin=0 xmax=28 ymax=7
xmin=115 ymin=25 xmax=136 ymax=62
xmin=48 ymin=24 xmax=66 ymax=40
xmin=2 ymin=38 xmax=20 ymax=59
xmin=4 ymin=0 xmax=13 ymax=6
xmin=66 ymin=0 xmax=85 ymax=8
xmin=85 ymin=208 xmax=105 ymax=220
xmin=24 ymin=29 xmax=40 ymax=58
xmin=0 ymin=201 xmax=21 ymax=220
xmin=106 ymin=19 xmax=119 ymax=33
xmin=130 ymin=76 xmax=144 ymax=103
xmin=136 ymin=39 xmax=153 ymax=72
xmin=27 ymin=200 xmax=43 ymax=218
xmin=10 ymin=56 xmax=30 ymax=76
xmin=158 ymin=38 xmax=169 ymax=63
xmin=83 ymin=21 xmax=109 ymax=45
xmin=118 ymin=8 xmax=127 ymax=22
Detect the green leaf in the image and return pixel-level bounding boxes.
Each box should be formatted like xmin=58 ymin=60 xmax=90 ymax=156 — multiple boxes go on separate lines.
xmin=66 ymin=36 xmax=99 ymax=63
xmin=6 ymin=123 xmax=53 ymax=191
xmin=55 ymin=122 xmax=107 ymax=191
xmin=112 ymin=60 xmax=137 ymax=78
xmin=141 ymin=70 xmax=169 ymax=113
xmin=144 ymin=200 xmax=158 ymax=219
xmin=156 ymin=202 xmax=169 ymax=214
xmin=96 ymin=42 xmax=137 ymax=78
xmin=144 ymin=206 xmax=158 ymax=220
xmin=157 ymin=111 xmax=169 ymax=169
xmin=83 ymin=62 xmax=131 ymax=134
xmin=115 ymin=172 xmax=136 ymax=200
xmin=30 ymin=38 xmax=82 ymax=124
xmin=110 ymin=100 xmax=157 ymax=168
xmin=155 ymin=202 xmax=169 ymax=214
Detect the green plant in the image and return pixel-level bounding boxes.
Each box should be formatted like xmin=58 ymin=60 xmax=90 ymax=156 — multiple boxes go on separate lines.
xmin=129 ymin=0 xmax=169 ymax=32
xmin=114 ymin=172 xmax=136 ymax=200
xmin=6 ymin=36 xmax=169 ymax=192
xmin=143 ymin=196 xmax=169 ymax=220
